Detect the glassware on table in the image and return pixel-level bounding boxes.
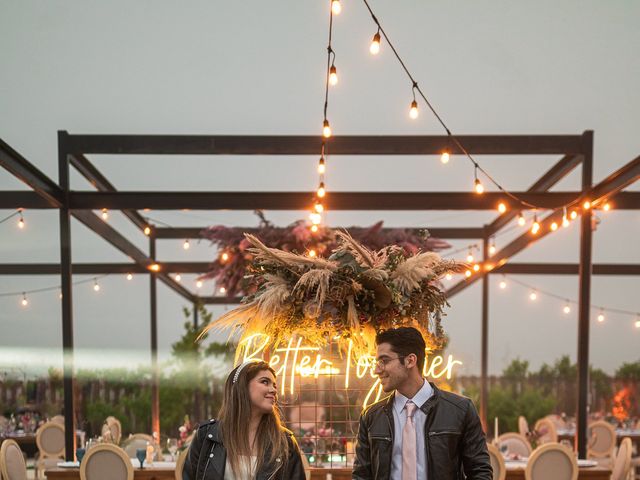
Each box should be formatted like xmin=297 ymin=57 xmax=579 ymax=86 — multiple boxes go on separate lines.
xmin=136 ymin=448 xmax=146 ymax=468
xmin=498 ymin=442 xmax=508 ymax=457
xmin=167 ymin=438 xmax=179 ymax=461
xmin=76 ymin=448 xmax=86 ymax=464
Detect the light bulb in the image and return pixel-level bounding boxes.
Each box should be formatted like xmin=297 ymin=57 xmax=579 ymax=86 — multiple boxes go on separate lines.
xmin=219 ymin=287 xmax=227 ymax=294
xmin=144 ymin=226 xmax=151 ymax=236
xmin=221 ymin=252 xmax=230 ymax=263
xmin=603 ymin=202 xmax=611 ymax=211
xmin=308 ymin=249 xmax=317 ymax=258
xmin=440 ymin=151 xmax=450 ymax=164
xmin=465 ymin=270 xmax=472 ymax=278
xmin=531 ymin=217 xmax=540 ymax=234
xmin=570 ymin=210 xmax=578 ymax=220
xmin=101 ymin=208 xmax=109 ymax=220
xmin=473 ymin=264 xmax=480 ymax=272
xmin=318 ymin=156 xmax=326 ymax=174
xmin=126 ymin=273 xmax=133 ymax=281
xmin=474 ymin=178 xmax=484 ymax=194
xmin=331 ymin=0 xmax=341 ymax=15
xmin=322 ymin=120 xmax=332 ymax=138
xmin=18 ymin=215 xmax=25 ymax=229
xmin=150 ymin=263 xmax=160 ymax=272
xmin=529 ymin=291 xmax=537 ymax=301
xmin=563 ymin=304 xmax=571 ymax=314
xmin=550 ymin=222 xmax=558 ymax=231
xmin=310 ymin=212 xmax=322 ymax=225
xmin=517 ymin=214 xmax=526 ymax=227
xmin=583 ymin=200 xmax=591 ymax=210
xmin=175 ymin=274 xmax=182 ymax=282
xmin=21 ymin=294 xmax=28 ymax=307
xmin=329 ymin=65 xmax=338 ymax=85
xmin=196 ymin=280 xmax=203 ymax=289
xmin=597 ymin=312 xmax=605 ymax=323
xmin=445 ymin=273 xmax=452 ymax=280
xmin=310 ymin=224 xmax=319 ymax=233
xmin=409 ymin=100 xmax=419 ymax=119
xmin=317 ymin=182 xmax=326 ymax=198
xmin=314 ymin=202 xmax=324 ymax=213
xmin=562 ymin=214 xmax=570 ymax=228
xmin=499 ymin=279 xmax=507 ymax=289
xmin=93 ymin=281 xmax=100 ymax=292
xmin=183 ymin=239 xmax=190 ymax=250
xmin=635 ymin=319 xmax=640 ymax=329
xmin=498 ymin=202 xmax=507 ymax=214
xmin=489 ymin=243 xmax=496 ymax=255
xmin=370 ymin=32 xmax=381 ymax=55
xmin=466 ymin=250 xmax=474 ymax=263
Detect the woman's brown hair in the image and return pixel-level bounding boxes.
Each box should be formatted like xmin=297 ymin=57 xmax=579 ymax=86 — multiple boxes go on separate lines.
xmin=218 ymin=360 xmax=289 ymax=478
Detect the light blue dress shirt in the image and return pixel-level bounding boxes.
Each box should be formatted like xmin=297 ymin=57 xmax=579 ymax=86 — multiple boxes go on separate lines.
xmin=390 ymin=379 xmax=434 ymax=480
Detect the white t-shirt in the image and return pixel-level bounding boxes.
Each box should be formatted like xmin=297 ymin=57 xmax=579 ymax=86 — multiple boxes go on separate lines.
xmin=224 ymin=455 xmax=258 ymax=480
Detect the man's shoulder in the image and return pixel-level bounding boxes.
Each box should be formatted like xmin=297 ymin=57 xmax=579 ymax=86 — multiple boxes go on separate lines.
xmin=361 ymin=394 xmax=392 ymax=419
xmin=436 ymin=388 xmax=474 ymax=412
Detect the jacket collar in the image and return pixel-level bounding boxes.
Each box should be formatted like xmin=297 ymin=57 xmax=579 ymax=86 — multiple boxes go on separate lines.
xmin=382 ymin=380 xmax=440 ymax=412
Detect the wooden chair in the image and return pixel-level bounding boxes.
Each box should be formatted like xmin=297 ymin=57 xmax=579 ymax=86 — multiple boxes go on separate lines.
xmin=587 ymin=420 xmax=616 ymax=467
xmin=121 ymin=433 xmax=160 ymax=460
xmin=534 ymin=418 xmax=558 ymax=444
xmin=35 ymin=421 xmax=65 ymax=478
xmin=610 ymin=437 xmax=632 ymax=480
xmin=80 ymin=443 xmax=133 ymax=480
xmin=175 ymin=448 xmax=189 ymax=480
xmin=496 ymin=433 xmax=532 ymax=458
xmin=518 ymin=416 xmax=530 ymax=437
xmin=101 ymin=416 xmax=122 ymax=445
xmin=50 ymin=415 xmax=65 ymax=425
xmin=0 ymin=439 xmax=28 ymax=480
xmin=486 ymin=443 xmax=506 ymax=480
xmin=525 ymin=443 xmax=578 ymax=480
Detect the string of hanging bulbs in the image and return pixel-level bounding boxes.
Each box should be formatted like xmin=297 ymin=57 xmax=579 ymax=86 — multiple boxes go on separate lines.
xmin=495 ymin=275 xmax=640 ymax=329
xmin=314 ymin=0 xmax=613 ymax=234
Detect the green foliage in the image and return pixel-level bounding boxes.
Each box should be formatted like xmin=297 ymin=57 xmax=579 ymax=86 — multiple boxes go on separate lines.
xmin=615 ymin=361 xmax=640 ymax=382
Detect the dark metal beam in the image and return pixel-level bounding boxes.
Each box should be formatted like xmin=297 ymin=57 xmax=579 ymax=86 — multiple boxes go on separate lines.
xmin=69 ymin=191 xmax=594 ymax=211
xmin=0 ymin=191 xmax=55 ymax=208
xmin=149 ymin=237 xmax=160 ymax=440
xmin=493 ymin=263 xmax=640 ymax=275
xmin=0 ymin=138 xmax=63 ymax=207
xmin=480 ymin=235 xmax=489 ymax=433
xmin=65 ymin=134 xmax=585 ymax=156
xmin=69 ymin=153 xmax=148 ymax=231
xmin=486 ymin=154 xmax=583 ymax=236
xmin=154 ymin=226 xmax=485 ymax=240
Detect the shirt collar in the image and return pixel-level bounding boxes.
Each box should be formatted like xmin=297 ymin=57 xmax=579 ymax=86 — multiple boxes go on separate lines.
xmin=394 ymin=379 xmax=433 ymax=413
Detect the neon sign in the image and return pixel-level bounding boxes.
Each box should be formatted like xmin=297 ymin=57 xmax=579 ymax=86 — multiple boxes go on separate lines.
xmin=238 ymin=333 xmax=462 ymax=408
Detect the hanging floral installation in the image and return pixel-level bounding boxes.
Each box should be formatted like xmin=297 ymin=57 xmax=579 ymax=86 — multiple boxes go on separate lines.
xmin=200 ymin=217 xmax=450 ymax=297
xmin=199 ymin=231 xmax=463 ymax=359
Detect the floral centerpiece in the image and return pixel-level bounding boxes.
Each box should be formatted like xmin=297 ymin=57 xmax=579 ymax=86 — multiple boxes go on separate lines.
xmin=200 ymin=231 xmax=463 ymax=358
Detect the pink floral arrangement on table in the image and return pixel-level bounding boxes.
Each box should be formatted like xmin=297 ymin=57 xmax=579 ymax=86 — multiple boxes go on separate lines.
xmin=178 ymin=415 xmax=194 ymax=449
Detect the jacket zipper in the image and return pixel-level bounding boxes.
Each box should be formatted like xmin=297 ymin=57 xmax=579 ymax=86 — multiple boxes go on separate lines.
xmin=201 ymin=442 xmax=216 ymax=479
xmin=428 ymin=430 xmax=461 ymax=436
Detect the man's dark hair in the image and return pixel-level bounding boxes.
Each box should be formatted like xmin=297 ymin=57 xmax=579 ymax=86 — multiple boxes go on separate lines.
xmin=375 ymin=327 xmax=426 ymax=372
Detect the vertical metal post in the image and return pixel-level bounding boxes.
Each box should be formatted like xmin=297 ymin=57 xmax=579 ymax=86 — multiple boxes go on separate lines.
xmin=480 ymin=234 xmax=489 ymax=433
xmin=149 ymin=236 xmax=160 ymax=439
xmin=576 ymin=130 xmax=594 ymax=458
xmin=193 ymin=303 xmax=199 ymax=329
xmin=58 ymin=131 xmax=76 ymax=460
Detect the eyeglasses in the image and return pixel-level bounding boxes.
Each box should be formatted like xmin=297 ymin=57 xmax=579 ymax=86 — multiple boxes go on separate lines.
xmin=373 ymin=356 xmax=405 ymax=369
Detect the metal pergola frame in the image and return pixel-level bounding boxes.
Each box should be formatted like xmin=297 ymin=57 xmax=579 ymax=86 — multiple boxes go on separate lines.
xmin=1 ymin=131 xmax=639 ymax=460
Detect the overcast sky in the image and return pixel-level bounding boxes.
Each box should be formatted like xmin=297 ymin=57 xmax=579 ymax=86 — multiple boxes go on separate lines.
xmin=0 ymin=0 xmax=638 ymax=378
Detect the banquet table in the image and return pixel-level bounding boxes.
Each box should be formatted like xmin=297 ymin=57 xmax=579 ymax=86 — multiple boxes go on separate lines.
xmin=558 ymin=428 xmax=640 ymax=451
xmin=45 ymin=461 xmax=176 ymax=480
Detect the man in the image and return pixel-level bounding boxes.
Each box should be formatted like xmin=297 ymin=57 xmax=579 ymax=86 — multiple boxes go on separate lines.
xmin=353 ymin=327 xmax=492 ymax=480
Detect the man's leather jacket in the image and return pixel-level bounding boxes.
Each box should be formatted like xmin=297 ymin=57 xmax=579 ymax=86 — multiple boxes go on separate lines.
xmin=353 ymin=382 xmax=492 ymax=480
xmin=183 ymin=419 xmax=306 ymax=480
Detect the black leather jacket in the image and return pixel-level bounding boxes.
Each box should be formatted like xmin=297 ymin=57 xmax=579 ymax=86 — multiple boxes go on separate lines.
xmin=183 ymin=419 xmax=306 ymax=480
xmin=353 ymin=382 xmax=492 ymax=480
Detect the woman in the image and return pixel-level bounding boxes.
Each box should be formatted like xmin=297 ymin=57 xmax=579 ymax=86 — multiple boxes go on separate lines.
xmin=184 ymin=359 xmax=306 ymax=480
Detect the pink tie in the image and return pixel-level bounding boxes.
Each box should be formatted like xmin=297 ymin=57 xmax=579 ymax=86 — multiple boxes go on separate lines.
xmin=402 ymin=400 xmax=417 ymax=480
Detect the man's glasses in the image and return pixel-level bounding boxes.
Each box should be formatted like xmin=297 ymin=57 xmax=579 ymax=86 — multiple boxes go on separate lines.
xmin=373 ymin=356 xmax=405 ymax=369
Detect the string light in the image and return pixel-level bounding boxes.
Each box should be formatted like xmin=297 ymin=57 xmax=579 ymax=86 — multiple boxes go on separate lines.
xmin=175 ymin=274 xmax=182 ymax=282
xmin=583 ymin=200 xmax=591 ymax=210
xmin=144 ymin=226 xmax=151 ymax=236
xmin=563 ymin=302 xmax=571 ymax=314
xmin=369 ymin=29 xmax=381 ymax=55
xmin=597 ymin=310 xmax=605 ymax=323
xmin=517 ymin=213 xmax=526 ymax=227
xmin=220 ymin=252 xmax=230 ymax=263
xmin=603 ymin=202 xmax=611 ymax=211
xmin=308 ymin=249 xmax=317 ymax=258
xmin=17 ymin=210 xmax=25 ymax=229
xmin=489 ymin=238 xmax=496 ymax=255
xmin=562 ymin=208 xmax=570 ymax=228
xmin=309 ymin=212 xmax=322 ymax=225
xmin=322 ymin=120 xmax=332 ymax=138
xmin=219 ymin=287 xmax=227 ymax=294
xmin=329 ymin=65 xmax=338 ymax=85
xmin=183 ymin=239 xmax=190 ymax=250
xmin=473 ymin=166 xmax=484 ymax=194
xmin=531 ymin=215 xmax=540 ymax=235
xmin=196 ymin=280 xmax=203 ymax=289
xmin=635 ymin=316 xmax=640 ymax=329
xmin=93 ymin=279 xmax=100 ymax=292
xmin=314 ymin=202 xmax=324 ymax=214
xmin=550 ymin=221 xmax=558 ymax=231
xmin=464 ymin=270 xmax=472 ymax=278
xmin=497 ymin=202 xmax=507 ymax=214
xmin=499 ymin=277 xmax=507 ymax=290
xmin=445 ymin=273 xmax=452 ymax=280
xmin=466 ymin=247 xmax=474 ymax=263
xmin=529 ymin=290 xmax=538 ymax=301
xmin=331 ymin=0 xmax=341 ymax=15
xmin=409 ymin=100 xmax=419 ymax=119
xmin=317 ymin=182 xmax=326 ymax=198
xmin=101 ymin=208 xmax=109 ymax=221
xmin=149 ymin=263 xmax=160 ymax=272
xmin=473 ymin=264 xmax=480 ymax=272
xmin=310 ymin=224 xmax=319 ymax=233
xmin=318 ymin=156 xmax=326 ymax=174
xmin=440 ymin=151 xmax=450 ymax=164
xmin=21 ymin=293 xmax=28 ymax=307
xmin=126 ymin=273 xmax=133 ymax=281
xmin=570 ymin=210 xmax=578 ymax=220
